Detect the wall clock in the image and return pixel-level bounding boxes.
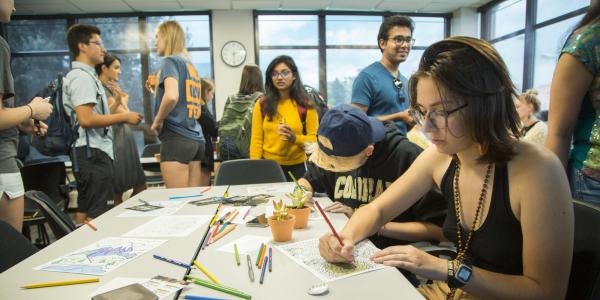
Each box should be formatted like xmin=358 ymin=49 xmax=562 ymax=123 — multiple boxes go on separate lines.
xmin=221 ymin=41 xmax=246 ymax=67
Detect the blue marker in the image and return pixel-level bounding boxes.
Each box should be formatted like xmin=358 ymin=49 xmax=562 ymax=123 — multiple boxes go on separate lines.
xmin=152 ymin=254 xmax=191 ymax=269
xmin=268 ymin=247 xmax=272 ymax=272
xmin=184 ymin=295 xmax=229 ymax=300
xmin=259 ymin=255 xmax=269 ymax=284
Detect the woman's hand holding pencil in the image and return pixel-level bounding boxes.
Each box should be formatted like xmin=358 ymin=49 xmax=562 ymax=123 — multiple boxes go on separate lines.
xmin=318 ymin=233 xmax=355 ymax=263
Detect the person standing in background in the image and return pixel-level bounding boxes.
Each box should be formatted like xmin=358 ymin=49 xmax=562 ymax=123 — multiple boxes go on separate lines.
xmin=197 ymin=78 xmax=217 ymax=186
xmin=150 ymin=20 xmax=204 ymax=188
xmin=351 ymin=15 xmax=414 ymax=135
xmin=545 ymin=2 xmax=600 ymax=204
xmin=0 ymin=0 xmax=53 ymax=232
xmin=96 ymin=53 xmax=147 ymax=204
xmin=250 ymin=55 xmax=318 ymax=181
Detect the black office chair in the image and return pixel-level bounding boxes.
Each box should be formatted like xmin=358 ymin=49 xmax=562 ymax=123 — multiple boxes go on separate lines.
xmin=20 ymin=161 xmax=69 ymax=247
xmin=214 ymin=159 xmax=286 ymax=185
xmin=141 ymin=143 xmax=164 ymax=186
xmin=0 ymin=220 xmax=38 ymax=272
xmin=24 ymin=190 xmax=76 ymax=241
xmin=567 ymin=200 xmax=600 ymax=300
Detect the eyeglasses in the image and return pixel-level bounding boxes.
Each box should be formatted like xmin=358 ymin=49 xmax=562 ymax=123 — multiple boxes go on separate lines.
xmin=388 ymin=36 xmax=415 ymax=47
xmin=88 ymin=40 xmax=105 ymax=48
xmin=271 ymin=70 xmax=292 ymax=79
xmin=409 ymin=103 xmax=468 ymax=129
xmin=393 ymin=79 xmax=405 ymax=103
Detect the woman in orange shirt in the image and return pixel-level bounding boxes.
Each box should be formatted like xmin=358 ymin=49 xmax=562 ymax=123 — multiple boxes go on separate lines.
xmin=250 ymin=55 xmax=318 ymax=181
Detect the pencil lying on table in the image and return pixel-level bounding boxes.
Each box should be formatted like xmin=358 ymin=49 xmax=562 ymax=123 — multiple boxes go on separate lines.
xmin=208 ymin=224 xmax=236 ymax=245
xmin=21 ymin=278 xmax=99 ymax=289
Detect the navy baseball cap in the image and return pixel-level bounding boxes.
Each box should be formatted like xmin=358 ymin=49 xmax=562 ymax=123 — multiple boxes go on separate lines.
xmin=309 ymin=104 xmax=385 ymax=172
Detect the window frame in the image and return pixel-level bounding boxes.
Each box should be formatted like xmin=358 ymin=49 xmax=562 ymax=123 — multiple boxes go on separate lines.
xmin=254 ymin=10 xmax=451 ymax=99
xmin=479 ymin=0 xmax=589 ymax=93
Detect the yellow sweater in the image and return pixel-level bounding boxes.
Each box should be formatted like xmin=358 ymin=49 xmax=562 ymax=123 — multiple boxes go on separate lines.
xmin=250 ymin=98 xmax=318 ymax=165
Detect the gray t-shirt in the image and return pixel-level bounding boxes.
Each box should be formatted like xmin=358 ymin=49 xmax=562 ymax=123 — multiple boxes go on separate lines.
xmin=63 ymin=61 xmax=114 ymax=159
xmin=0 ymin=36 xmax=18 ymax=173
xmin=154 ymin=54 xmax=204 ymax=142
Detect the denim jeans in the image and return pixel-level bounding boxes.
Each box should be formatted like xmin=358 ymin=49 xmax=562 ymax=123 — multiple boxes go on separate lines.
xmin=569 ymin=165 xmax=600 ymax=206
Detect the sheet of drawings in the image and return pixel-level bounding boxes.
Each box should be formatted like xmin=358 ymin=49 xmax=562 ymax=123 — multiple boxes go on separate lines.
xmin=246 ymin=183 xmax=294 ymax=196
xmin=277 ymin=238 xmax=389 ymax=282
xmin=123 ymin=215 xmax=211 ymax=237
xmin=88 ymin=276 xmax=187 ymax=300
xmin=35 ymin=237 xmax=166 ymax=276
xmin=118 ymin=200 xmax=187 ymax=217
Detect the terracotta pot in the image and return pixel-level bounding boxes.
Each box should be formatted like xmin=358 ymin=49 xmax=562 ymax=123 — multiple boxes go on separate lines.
xmin=268 ymin=214 xmax=295 ymax=242
xmin=287 ymin=206 xmax=310 ymax=229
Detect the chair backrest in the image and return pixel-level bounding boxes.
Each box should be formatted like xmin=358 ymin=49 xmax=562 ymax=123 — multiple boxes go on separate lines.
xmin=20 ymin=161 xmax=68 ymax=214
xmin=141 ymin=144 xmax=161 ymax=157
xmin=0 ymin=220 xmax=38 ymax=272
xmin=214 ymin=159 xmax=286 ymax=186
xmin=24 ymin=190 xmax=76 ymax=239
xmin=567 ymin=200 xmax=600 ymax=300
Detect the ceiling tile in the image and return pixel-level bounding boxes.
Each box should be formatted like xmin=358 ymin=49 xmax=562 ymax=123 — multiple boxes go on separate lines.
xmin=232 ymin=1 xmax=281 ymax=10
xmin=124 ymin=0 xmax=182 ymax=11
xmin=282 ymin=0 xmax=329 ymax=10
xmin=179 ymin=0 xmax=231 ymax=10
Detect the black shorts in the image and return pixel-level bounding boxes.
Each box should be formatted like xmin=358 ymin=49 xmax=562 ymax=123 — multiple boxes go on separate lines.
xmin=73 ymin=147 xmax=115 ymax=218
xmin=159 ymin=129 xmax=205 ymax=164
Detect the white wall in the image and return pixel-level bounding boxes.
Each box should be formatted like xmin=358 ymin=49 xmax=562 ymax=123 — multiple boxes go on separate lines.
xmin=451 ymin=7 xmax=479 ymax=37
xmin=211 ymin=10 xmax=256 ymax=120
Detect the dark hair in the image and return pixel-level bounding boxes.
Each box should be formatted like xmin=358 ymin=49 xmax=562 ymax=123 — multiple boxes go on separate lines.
xmin=67 ymin=24 xmax=101 ymax=57
xmin=238 ymin=64 xmax=264 ymax=95
xmin=576 ymin=1 xmax=599 ymax=29
xmin=263 ymin=55 xmax=310 ymax=120
xmin=94 ymin=53 xmax=121 ymax=75
xmin=408 ymin=36 xmax=520 ymax=164
xmin=377 ymin=15 xmax=414 ymax=52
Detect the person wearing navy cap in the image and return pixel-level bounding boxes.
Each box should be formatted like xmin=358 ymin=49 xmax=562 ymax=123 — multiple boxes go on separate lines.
xmin=298 ymin=104 xmax=446 ymax=250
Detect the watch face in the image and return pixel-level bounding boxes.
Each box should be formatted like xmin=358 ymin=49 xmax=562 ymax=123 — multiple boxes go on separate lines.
xmin=456 ymin=265 xmax=473 ymax=283
xmin=221 ymin=41 xmax=246 ymax=67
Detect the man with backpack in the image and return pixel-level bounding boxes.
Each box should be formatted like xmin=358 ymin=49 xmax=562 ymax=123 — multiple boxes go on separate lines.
xmin=63 ymin=24 xmax=142 ymax=224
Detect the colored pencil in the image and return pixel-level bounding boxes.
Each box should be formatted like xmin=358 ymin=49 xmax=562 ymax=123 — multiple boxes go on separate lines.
xmin=234 ymin=243 xmax=240 ymax=266
xmin=184 ymin=295 xmax=229 ymax=300
xmin=200 ymin=187 xmax=211 ymax=194
xmin=209 ymin=204 xmax=223 ymax=227
xmin=255 ymin=243 xmax=265 ymax=266
xmin=314 ymin=201 xmax=345 ymax=247
xmin=246 ymin=254 xmax=254 ymax=282
xmin=257 ymin=244 xmax=267 ymax=269
xmin=242 ymin=208 xmax=251 ymax=220
xmin=186 ymin=276 xmax=251 ymax=300
xmin=223 ymin=185 xmax=231 ymax=198
xmin=84 ymin=220 xmax=97 ymax=231
xmin=209 ymin=224 xmax=236 ymax=244
xmin=21 ymin=278 xmax=99 ymax=289
xmin=259 ymin=256 xmax=268 ymax=284
xmin=169 ymin=194 xmax=202 ymax=200
xmin=193 ymin=260 xmax=220 ymax=284
xmin=153 ymin=254 xmax=191 ymax=269
xmin=268 ymin=247 xmax=272 ymax=272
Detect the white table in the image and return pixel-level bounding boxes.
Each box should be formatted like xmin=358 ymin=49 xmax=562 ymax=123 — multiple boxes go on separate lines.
xmin=63 ymin=156 xmax=158 ymax=168
xmin=0 ymin=183 xmax=423 ymax=300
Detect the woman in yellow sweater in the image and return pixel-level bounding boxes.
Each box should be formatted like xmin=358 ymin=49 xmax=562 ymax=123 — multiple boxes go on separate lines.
xmin=250 ymin=55 xmax=318 ymax=181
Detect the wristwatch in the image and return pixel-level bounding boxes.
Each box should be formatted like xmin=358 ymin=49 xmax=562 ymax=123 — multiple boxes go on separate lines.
xmin=448 ymin=259 xmax=473 ymax=288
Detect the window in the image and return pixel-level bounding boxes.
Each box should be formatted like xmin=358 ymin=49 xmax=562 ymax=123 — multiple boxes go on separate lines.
xmin=489 ymin=0 xmax=526 ymax=39
xmin=481 ymin=0 xmax=589 ymax=110
xmin=533 ymin=15 xmax=582 ymax=110
xmin=7 ymin=13 xmax=212 ymax=153
xmin=257 ymin=13 xmax=449 ymax=105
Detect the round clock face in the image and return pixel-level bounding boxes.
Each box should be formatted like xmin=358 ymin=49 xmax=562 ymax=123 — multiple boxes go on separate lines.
xmin=221 ymin=41 xmax=246 ymax=67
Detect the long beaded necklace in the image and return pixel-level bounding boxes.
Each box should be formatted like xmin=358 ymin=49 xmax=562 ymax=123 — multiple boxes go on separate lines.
xmin=447 ymin=160 xmax=493 ymax=300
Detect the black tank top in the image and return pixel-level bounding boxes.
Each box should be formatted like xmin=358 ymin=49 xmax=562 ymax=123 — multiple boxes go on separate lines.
xmin=441 ymin=160 xmax=523 ymax=275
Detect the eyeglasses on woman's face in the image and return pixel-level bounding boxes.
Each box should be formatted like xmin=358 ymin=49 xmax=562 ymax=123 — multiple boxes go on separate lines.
xmin=271 ymin=70 xmax=292 ymax=79
xmin=409 ymin=103 xmax=468 ymax=129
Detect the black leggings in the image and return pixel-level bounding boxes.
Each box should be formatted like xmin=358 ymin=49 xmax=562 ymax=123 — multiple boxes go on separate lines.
xmin=280 ymin=163 xmax=306 ymax=182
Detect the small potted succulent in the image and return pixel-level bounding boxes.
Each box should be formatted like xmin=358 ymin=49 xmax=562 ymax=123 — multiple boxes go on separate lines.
xmin=286 ymin=185 xmax=311 ymax=229
xmin=268 ymin=199 xmax=296 ymax=242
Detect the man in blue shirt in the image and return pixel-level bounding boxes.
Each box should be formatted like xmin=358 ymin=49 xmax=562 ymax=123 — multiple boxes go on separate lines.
xmin=351 ymin=15 xmax=415 ymax=134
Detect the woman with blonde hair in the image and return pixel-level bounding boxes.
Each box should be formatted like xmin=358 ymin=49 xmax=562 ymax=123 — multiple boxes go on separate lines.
xmin=515 ymin=89 xmax=547 ymax=145
xmin=149 ymin=20 xmax=204 ymax=188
